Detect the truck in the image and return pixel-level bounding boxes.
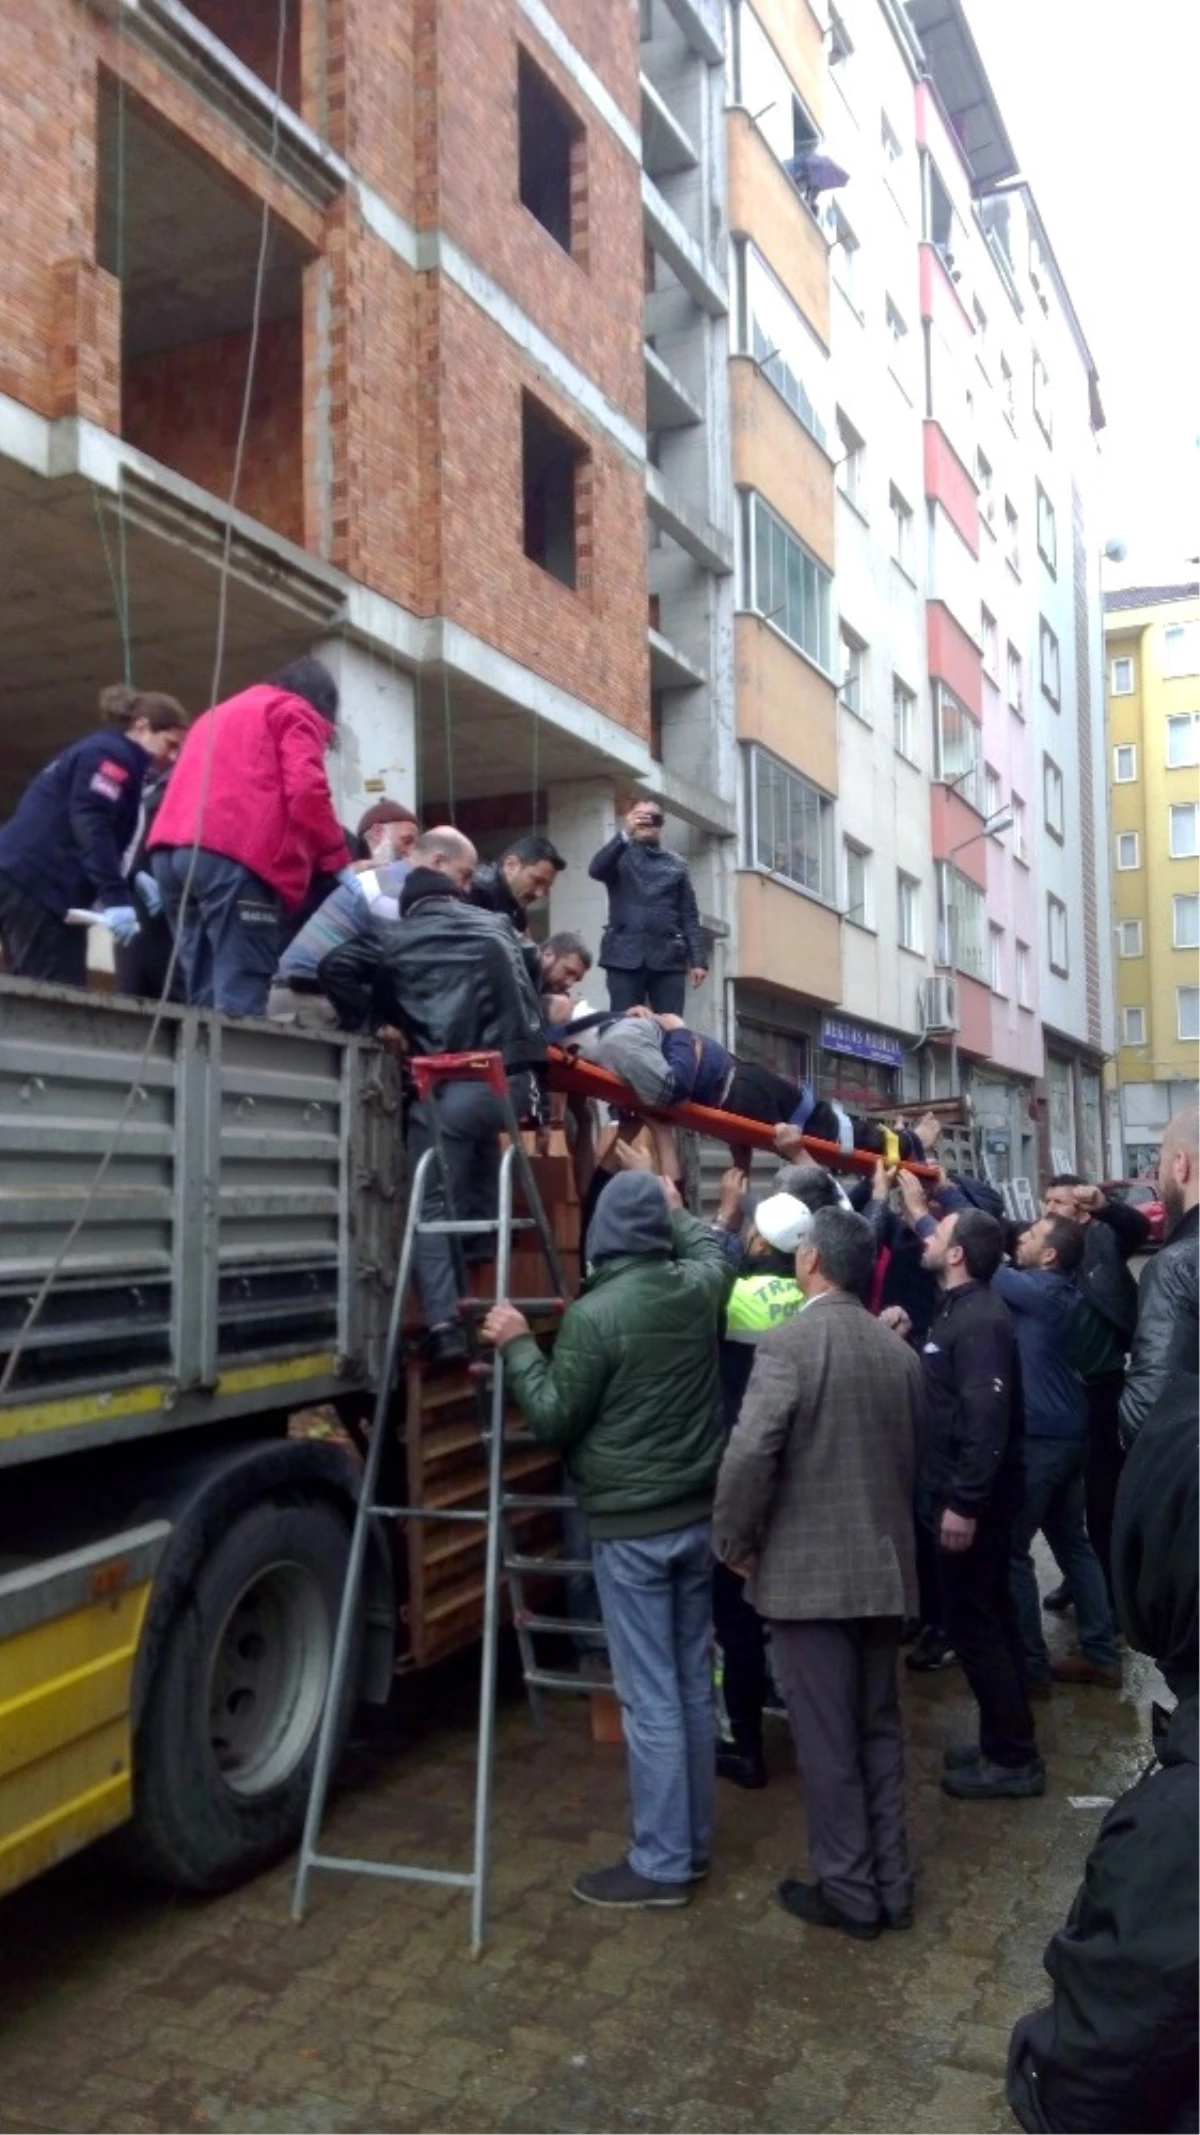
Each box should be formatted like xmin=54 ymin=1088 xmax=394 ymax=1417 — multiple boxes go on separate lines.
xmin=0 ymin=975 xmax=566 ymax=1898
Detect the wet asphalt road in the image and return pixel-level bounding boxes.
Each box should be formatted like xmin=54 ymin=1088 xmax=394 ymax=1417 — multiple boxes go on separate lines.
xmin=0 ymin=1567 xmax=1164 ymax=2135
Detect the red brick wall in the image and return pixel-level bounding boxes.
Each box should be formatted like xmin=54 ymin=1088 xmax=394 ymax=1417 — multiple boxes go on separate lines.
xmin=123 ymin=317 xmax=304 ymax=544
xmin=184 ymin=0 xmax=303 ymax=109
xmin=436 ymin=282 xmax=649 ymax=740
xmin=0 ymin=0 xmax=91 ymax=416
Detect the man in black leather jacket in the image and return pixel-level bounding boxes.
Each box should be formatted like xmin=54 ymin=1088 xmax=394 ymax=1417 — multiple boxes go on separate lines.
xmin=348 ymin=827 xmax=547 ymax=1363
xmin=1007 ymin=1368 xmax=1198 ymax=2134
xmin=1121 ymin=1107 xmax=1199 ymax=1448
xmin=1042 ymin=1174 xmax=1149 ymax=1603
xmin=588 ymin=802 xmax=706 ymax=1015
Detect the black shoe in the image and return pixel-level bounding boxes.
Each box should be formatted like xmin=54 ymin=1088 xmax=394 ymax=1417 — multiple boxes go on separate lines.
xmin=900 ymin=1617 xmax=922 ymax=1646
xmin=882 ymin=1905 xmax=914 ymax=1931
xmin=572 ymin=1860 xmax=690 ymax=1909
xmin=690 ymin=1860 xmax=710 ymax=1883
xmin=905 ymin=1628 xmax=959 ymax=1673
xmin=426 ymin=1322 xmax=469 ymax=1366
xmin=941 ymin=1756 xmax=1046 ymax=1801
xmin=777 ymin=1879 xmax=880 ymax=1941
xmin=762 ymin=1686 xmax=789 ymax=1720
xmin=1042 ymin=1581 xmax=1073 ymax=1614
xmin=716 ymin=1744 xmax=768 ymax=1790
xmin=942 ymin=1742 xmax=981 ymax=1771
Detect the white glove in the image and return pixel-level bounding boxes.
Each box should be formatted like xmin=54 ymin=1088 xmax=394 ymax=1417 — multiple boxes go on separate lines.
xmin=134 ymin=869 xmax=163 ymax=918
xmin=101 ymin=904 xmax=141 ymax=946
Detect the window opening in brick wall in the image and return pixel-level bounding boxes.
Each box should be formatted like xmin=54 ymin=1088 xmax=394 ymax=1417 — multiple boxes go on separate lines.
xmin=522 ymin=395 xmax=587 ymax=589
xmin=518 ymin=50 xmax=582 ymax=258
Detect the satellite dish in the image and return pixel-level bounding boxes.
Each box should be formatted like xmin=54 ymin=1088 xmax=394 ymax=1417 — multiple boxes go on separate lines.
xmin=1104 ymin=537 xmax=1128 ymax=562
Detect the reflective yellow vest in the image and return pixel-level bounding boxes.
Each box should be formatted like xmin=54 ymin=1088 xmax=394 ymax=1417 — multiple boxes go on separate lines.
xmin=724 ymin=1272 xmax=805 ymax=1342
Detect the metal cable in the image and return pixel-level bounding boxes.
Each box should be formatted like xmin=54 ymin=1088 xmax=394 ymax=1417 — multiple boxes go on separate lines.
xmin=0 ymin=0 xmax=291 ymax=1398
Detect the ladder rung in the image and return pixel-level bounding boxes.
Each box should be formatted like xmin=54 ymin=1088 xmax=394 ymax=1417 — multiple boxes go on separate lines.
xmin=502 ymin=1491 xmax=579 ymax=1510
xmin=523 ymin=1669 xmax=613 ymax=1695
xmin=514 ymin=1613 xmax=607 ymax=1637
xmin=304 ymin=1853 xmax=475 ymax=1891
xmin=506 ymin=1554 xmax=594 ymax=1576
xmin=369 ymin=1504 xmax=488 ymax=1525
xmin=417 ymin=1217 xmax=537 ymax=1236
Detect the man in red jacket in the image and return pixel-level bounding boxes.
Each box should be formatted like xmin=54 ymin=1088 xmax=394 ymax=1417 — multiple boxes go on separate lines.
xmin=149 ymin=658 xmax=355 ymax=1016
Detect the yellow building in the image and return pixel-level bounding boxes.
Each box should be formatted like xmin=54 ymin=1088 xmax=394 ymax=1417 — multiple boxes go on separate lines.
xmin=1104 ymin=582 xmax=1200 ymax=1171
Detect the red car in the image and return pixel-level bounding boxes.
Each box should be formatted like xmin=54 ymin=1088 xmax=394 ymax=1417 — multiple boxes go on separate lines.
xmin=1103 ymin=1179 xmax=1165 ymax=1248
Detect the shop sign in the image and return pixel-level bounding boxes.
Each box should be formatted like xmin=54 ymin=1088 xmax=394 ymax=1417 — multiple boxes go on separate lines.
xmin=820 ymin=1016 xmax=904 ymax=1069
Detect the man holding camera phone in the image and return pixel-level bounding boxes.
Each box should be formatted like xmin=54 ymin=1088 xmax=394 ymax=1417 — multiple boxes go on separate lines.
xmin=588 ymin=801 xmax=707 ymax=1016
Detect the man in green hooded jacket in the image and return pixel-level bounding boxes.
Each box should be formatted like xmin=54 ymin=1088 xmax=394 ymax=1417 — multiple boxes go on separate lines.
xmin=483 ymin=1169 xmax=730 ymax=1910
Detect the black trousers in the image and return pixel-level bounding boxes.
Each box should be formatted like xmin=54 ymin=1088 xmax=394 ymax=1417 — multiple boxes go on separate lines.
xmin=0 ymin=871 xmax=87 ymax=987
xmin=929 ymin=1503 xmax=1038 ymax=1768
xmin=405 ymin=1083 xmax=506 ymax=1329
xmin=1084 ymin=1369 xmax=1126 ymax=1606
xmin=914 ymin=1509 xmax=944 ymax=1633
xmin=723 ymin=1059 xmax=802 ymax=1127
xmin=604 ymin=966 xmax=687 ymax=1017
xmin=713 ymin=1560 xmax=767 ymax=1752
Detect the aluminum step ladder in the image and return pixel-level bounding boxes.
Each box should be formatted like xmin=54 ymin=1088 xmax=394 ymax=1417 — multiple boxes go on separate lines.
xmin=291 ymin=1049 xmax=607 ymax=1954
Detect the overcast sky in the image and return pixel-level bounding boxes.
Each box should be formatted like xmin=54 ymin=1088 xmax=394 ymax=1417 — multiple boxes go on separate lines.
xmin=965 ymin=0 xmax=1199 ymax=586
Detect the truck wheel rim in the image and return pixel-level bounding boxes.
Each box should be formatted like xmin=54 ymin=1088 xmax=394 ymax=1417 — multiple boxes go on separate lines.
xmin=207 ymin=1561 xmax=332 ymax=1798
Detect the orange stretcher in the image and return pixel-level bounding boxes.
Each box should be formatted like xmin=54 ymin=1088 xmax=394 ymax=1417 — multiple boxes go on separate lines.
xmin=544 ymin=1050 xmax=941 ymax=1181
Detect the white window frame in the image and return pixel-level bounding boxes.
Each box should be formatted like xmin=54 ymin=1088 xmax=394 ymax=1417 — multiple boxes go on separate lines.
xmin=897 ymin=870 xmax=922 ymax=952
xmin=1043 ymin=756 xmax=1064 ymax=838
xmin=981 ymin=606 xmax=998 ymax=678
xmin=729 ymin=3 xmax=820 ymax=174
xmin=1004 ymin=498 xmax=1020 ymax=574
xmin=1166 ymin=712 xmax=1200 ymax=768
xmin=1000 ymin=354 xmax=1016 ymax=428
xmin=1007 ymin=642 xmax=1023 ymax=713
xmin=829 ymin=5 xmax=852 ymax=71
xmin=1121 ymin=1006 xmax=1146 ymax=1046
xmin=1116 ymin=831 xmax=1140 ymax=871
xmin=1048 ymin=893 xmax=1069 ymax=976
xmin=1110 ymin=655 xmax=1135 ymax=695
xmin=843 ymin=838 xmax=872 ymax=928
xmin=1163 ymin=621 xmax=1200 ymax=678
xmin=893 ymin=675 xmax=918 ymax=763
xmin=836 ymin=409 xmax=866 ymax=515
xmin=1010 ymin=791 xmax=1028 ymax=863
xmin=889 ymin=483 xmax=914 ymax=575
xmin=935 ymin=684 xmax=983 ymax=812
xmin=881 ymin=110 xmax=902 ymax=164
xmin=1173 ymin=892 xmax=1200 ymax=950
xmin=1169 ymin=802 xmax=1199 ymax=858
xmin=824 ymin=200 xmax=860 ymax=310
xmin=935 ymin=862 xmax=987 ymax=981
xmin=734 ymin=240 xmax=830 ymax=450
xmin=1178 ymin=988 xmax=1200 ymax=1043
xmin=1116 ymin=919 xmax=1144 ymax=958
xmin=741 ymin=490 xmax=834 ymax=673
xmin=988 ymin=922 xmax=1004 ymax=993
xmin=984 ymin=763 xmax=1002 ymax=819
xmin=976 ymin=448 xmax=994 ymax=528
xmin=1040 ymin=618 xmax=1061 ymax=705
xmin=840 ymin=623 xmax=867 ymax=720
xmin=745 ymin=744 xmax=836 ymax=904
xmin=1113 ymin=744 xmax=1137 ymax=783
xmin=1036 ymin=481 xmax=1057 ymax=572
xmin=1015 ymin=939 xmax=1031 ymax=1007
xmin=1032 ymin=349 xmax=1053 ymax=442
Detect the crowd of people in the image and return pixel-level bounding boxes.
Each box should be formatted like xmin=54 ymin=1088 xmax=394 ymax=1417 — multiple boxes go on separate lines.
xmin=2 ymin=667 xmax=1196 ymax=2129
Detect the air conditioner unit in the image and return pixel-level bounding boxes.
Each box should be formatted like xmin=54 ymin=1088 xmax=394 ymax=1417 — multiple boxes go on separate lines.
xmin=919 ymin=975 xmax=960 ymax=1033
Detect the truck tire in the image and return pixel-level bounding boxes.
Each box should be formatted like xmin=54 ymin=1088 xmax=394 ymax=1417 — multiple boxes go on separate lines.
xmin=128 ymin=1497 xmax=360 ymax=1892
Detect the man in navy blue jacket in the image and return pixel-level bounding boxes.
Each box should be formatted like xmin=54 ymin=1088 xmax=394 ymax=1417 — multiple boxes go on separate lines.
xmin=588 ymin=803 xmax=706 ymax=1015
xmin=0 ymin=685 xmax=187 ymax=987
xmin=996 ymin=1217 xmax=1121 ymax=1693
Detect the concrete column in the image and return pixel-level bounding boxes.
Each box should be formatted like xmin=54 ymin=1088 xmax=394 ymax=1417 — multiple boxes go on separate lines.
xmin=545 ymin=778 xmax=618 ymax=980
xmin=314 ymin=638 xmax=416 ymax=827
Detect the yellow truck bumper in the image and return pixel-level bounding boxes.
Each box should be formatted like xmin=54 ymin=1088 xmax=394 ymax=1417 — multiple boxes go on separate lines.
xmin=0 ymin=1524 xmax=169 ymax=1896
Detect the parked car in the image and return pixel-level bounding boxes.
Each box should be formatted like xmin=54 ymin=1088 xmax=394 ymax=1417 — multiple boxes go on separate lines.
xmin=1103 ymin=1179 xmax=1165 ymax=1247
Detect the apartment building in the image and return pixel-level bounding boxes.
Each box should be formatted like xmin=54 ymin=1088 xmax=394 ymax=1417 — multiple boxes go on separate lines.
xmin=1105 ymin=584 xmax=1200 ymax=1171
xmin=0 ymin=0 xmax=736 ymax=992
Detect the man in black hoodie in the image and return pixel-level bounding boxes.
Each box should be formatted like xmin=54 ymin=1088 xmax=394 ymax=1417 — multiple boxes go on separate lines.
xmin=1007 ymin=1369 xmax=1198 ymax=2133
xmin=350 ymin=827 xmax=547 ymax=1363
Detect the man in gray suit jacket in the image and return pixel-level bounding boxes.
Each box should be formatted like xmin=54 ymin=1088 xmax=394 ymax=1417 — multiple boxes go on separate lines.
xmin=712 ymin=1206 xmax=926 ymax=1941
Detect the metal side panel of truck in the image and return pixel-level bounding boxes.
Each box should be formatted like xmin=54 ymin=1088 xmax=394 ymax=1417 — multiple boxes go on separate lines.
xmin=0 ymin=978 xmax=403 ymax=1896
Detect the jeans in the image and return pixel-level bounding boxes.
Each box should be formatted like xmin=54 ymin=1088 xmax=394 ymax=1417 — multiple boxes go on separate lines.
xmin=1010 ymin=1435 xmax=1119 ymax=1675
xmin=770 ymin=1617 xmax=911 ymax=1924
xmin=405 ymin=1083 xmax=505 ymax=1329
xmin=604 ymin=966 xmax=687 ymax=1017
xmin=930 ymin=1500 xmax=1038 ymax=1768
xmin=0 ymin=871 xmax=87 ymax=987
xmin=591 ymin=1520 xmax=715 ymax=1883
xmin=562 ymin=1497 xmax=604 ymax=1654
xmin=154 ymin=848 xmax=284 ymax=1016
